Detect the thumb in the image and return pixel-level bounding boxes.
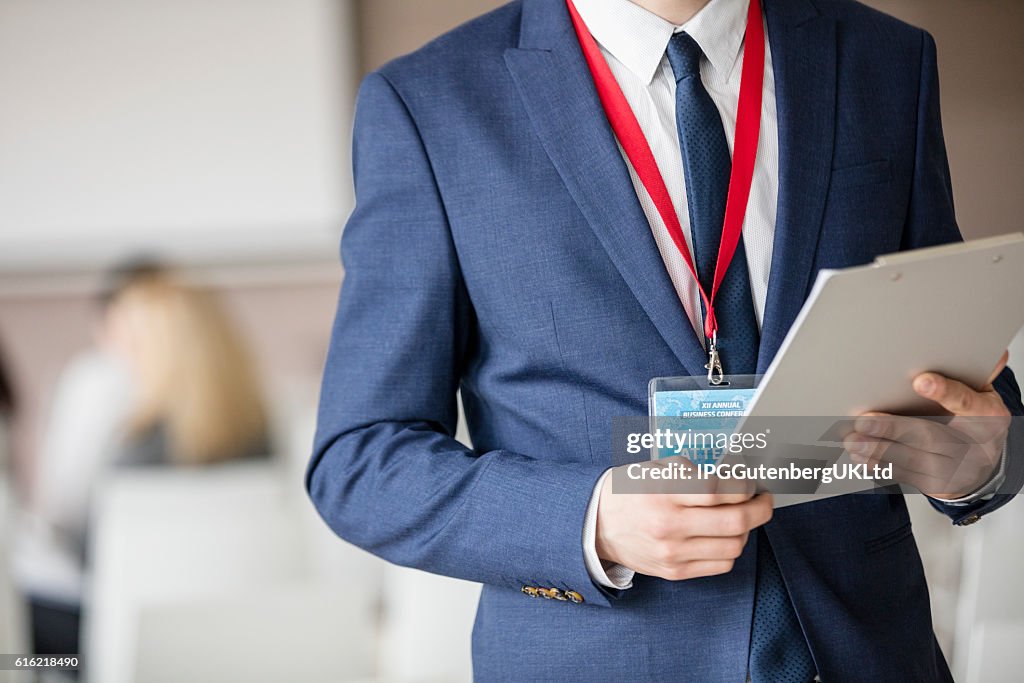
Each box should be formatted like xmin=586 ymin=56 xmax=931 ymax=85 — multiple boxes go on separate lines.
xmin=983 ymin=350 xmax=1010 ymax=390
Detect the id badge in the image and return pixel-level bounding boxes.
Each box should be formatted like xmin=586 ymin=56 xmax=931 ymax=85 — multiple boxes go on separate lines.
xmin=648 ymin=375 xmax=759 ymax=465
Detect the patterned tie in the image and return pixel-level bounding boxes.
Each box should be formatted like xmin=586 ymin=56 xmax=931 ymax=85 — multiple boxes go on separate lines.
xmin=666 ymin=32 xmax=816 ymax=682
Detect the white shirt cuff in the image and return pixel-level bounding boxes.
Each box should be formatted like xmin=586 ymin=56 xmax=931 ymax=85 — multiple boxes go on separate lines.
xmin=583 ymin=469 xmax=635 ymax=590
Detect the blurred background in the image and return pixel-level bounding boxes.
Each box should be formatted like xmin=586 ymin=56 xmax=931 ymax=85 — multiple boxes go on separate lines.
xmin=0 ymin=1 xmax=1022 ymax=682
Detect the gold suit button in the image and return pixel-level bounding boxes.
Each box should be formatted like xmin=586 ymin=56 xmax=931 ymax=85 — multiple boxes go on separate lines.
xmin=538 ymin=587 xmax=565 ymax=600
xmin=958 ymin=513 xmax=982 ymax=526
xmin=565 ymin=591 xmax=584 ymax=604
xmin=521 ymin=586 xmax=540 ymax=597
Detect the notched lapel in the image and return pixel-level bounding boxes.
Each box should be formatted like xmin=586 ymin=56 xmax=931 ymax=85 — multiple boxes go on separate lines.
xmin=758 ymin=0 xmax=838 ymax=372
xmin=504 ymin=0 xmax=709 ymax=376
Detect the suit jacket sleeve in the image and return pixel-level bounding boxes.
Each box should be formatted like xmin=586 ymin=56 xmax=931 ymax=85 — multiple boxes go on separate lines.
xmin=306 ymin=72 xmax=618 ymax=606
xmin=899 ymin=31 xmax=1024 ymax=524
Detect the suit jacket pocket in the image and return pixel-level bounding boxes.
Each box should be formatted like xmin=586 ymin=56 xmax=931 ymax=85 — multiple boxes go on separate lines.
xmin=831 ymin=158 xmax=892 ymax=189
xmin=864 ymin=521 xmax=913 ymax=554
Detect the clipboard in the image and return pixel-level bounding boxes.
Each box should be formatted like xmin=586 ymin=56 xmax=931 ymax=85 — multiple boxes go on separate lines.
xmin=736 ymin=233 xmax=1024 ymax=506
xmin=748 ymin=233 xmax=1024 ymax=418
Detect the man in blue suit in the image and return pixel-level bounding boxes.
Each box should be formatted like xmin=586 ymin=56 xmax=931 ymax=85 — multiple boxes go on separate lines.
xmin=307 ymin=0 xmax=1023 ymax=680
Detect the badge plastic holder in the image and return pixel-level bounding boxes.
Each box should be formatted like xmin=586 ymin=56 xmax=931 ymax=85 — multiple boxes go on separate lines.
xmin=647 ymin=375 xmax=761 ymax=464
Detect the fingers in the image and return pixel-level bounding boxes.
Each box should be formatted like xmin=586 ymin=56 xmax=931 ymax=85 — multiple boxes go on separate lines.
xmin=844 ymin=434 xmax=948 ymax=491
xmin=845 ymin=434 xmax=955 ymax=477
xmin=670 ymin=490 xmax=756 ymax=507
xmin=644 ymin=495 xmax=771 ymax=551
xmin=625 ymin=458 xmax=712 ymax=496
xmin=912 ymin=372 xmax=1007 ymax=417
xmin=844 ymin=431 xmax=996 ymax=498
xmin=850 ymin=411 xmax=1005 ymax=472
xmin=852 ymin=413 xmax=967 ymax=459
xmin=599 ymin=490 xmax=773 ymax=582
xmin=662 ymin=535 xmax=748 ymax=564
xmin=847 ymin=413 xmax=974 ymax=456
xmin=651 ymin=496 xmax=773 ymax=580
xmin=642 ymin=455 xmax=757 ymax=505
xmin=658 ymin=560 xmax=738 ymax=581
xmin=904 ymin=369 xmax=1011 ymax=445
xmin=710 ymin=471 xmax=759 ymax=497
xmin=677 ymin=494 xmax=774 ymax=537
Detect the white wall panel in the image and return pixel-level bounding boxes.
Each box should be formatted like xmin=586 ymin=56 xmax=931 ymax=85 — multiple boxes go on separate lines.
xmin=0 ymin=0 xmax=356 ymax=270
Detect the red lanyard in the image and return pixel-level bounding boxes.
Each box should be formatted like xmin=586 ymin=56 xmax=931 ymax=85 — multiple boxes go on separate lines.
xmin=566 ymin=0 xmax=765 ymax=372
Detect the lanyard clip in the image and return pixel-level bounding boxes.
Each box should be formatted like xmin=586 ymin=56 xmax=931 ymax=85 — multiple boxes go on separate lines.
xmin=706 ymin=332 xmax=725 ymax=386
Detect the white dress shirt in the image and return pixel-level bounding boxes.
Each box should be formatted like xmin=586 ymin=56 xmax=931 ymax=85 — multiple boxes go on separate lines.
xmin=575 ymin=0 xmax=778 ymax=590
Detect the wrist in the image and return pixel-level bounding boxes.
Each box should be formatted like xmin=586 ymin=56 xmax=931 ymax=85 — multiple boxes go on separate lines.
xmin=932 ymin=438 xmax=1007 ymax=504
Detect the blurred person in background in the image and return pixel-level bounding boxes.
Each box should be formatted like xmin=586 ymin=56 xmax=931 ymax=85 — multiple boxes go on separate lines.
xmin=109 ymin=270 xmax=271 ymax=467
xmin=1 ymin=337 xmax=28 ymax=680
xmin=16 ymin=262 xmax=271 ymax=659
xmin=27 ymin=260 xmax=161 ymax=565
xmin=14 ymin=263 xmax=150 ymax=659
xmin=0 ymin=335 xmax=15 ymax=473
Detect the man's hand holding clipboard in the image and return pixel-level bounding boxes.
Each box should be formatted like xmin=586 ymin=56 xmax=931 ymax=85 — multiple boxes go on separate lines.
xmin=845 ymin=351 xmax=1011 ymax=501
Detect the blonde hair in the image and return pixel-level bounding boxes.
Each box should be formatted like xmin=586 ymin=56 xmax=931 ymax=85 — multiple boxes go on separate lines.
xmin=116 ymin=274 xmax=268 ymax=465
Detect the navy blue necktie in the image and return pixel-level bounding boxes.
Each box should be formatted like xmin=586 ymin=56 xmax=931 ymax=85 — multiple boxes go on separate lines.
xmin=667 ymin=32 xmax=816 ymax=682
xmin=666 ymin=31 xmax=758 ymax=377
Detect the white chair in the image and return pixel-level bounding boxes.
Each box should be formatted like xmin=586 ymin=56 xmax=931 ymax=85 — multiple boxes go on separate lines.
xmin=132 ymin=582 xmax=374 ymax=683
xmin=377 ymin=565 xmax=480 ymax=683
xmin=278 ymin=401 xmax=385 ymax=591
xmin=84 ymin=463 xmax=376 ymax=683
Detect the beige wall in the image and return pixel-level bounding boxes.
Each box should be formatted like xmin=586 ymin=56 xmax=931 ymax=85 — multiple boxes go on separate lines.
xmin=355 ymin=0 xmax=1024 ymax=239
xmin=866 ymin=0 xmax=1024 ymax=239
xmin=354 ymin=0 xmax=506 ymax=72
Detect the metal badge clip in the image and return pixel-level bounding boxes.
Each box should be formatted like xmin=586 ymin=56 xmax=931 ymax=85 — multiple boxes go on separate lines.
xmin=706 ymin=332 xmax=725 ymax=386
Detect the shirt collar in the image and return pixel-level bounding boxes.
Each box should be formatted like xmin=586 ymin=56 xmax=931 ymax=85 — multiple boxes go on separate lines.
xmin=572 ymin=0 xmax=751 ymax=85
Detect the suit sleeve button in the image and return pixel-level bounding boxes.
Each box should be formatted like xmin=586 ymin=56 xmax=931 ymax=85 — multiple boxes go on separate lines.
xmin=958 ymin=513 xmax=982 ymax=526
xmin=521 ymin=586 xmax=539 ymax=597
xmin=537 ymin=587 xmax=565 ymax=600
xmin=565 ymin=591 xmax=584 ymax=604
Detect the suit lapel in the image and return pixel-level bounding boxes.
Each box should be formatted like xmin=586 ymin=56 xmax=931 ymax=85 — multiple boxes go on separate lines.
xmin=504 ymin=0 xmax=709 ymax=377
xmin=758 ymin=0 xmax=837 ymax=372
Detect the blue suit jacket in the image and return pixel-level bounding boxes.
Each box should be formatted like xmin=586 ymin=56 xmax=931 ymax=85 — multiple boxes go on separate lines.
xmin=308 ymin=0 xmax=1024 ymax=680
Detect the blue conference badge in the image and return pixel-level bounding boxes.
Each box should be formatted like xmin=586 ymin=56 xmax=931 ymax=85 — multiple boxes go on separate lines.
xmin=651 ymin=388 xmax=755 ymax=466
